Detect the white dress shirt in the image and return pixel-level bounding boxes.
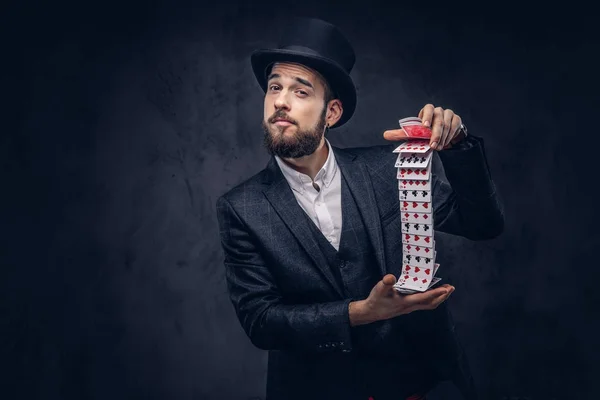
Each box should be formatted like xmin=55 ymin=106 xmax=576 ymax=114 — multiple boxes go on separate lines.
xmin=275 ymin=139 xmax=343 ymax=250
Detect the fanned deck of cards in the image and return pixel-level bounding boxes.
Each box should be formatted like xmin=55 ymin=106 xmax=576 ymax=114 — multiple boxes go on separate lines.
xmin=392 ymin=117 xmax=442 ymax=295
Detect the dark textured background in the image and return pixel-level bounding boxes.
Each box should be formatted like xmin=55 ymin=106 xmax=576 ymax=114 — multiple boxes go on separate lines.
xmin=2 ymin=0 xmax=598 ymax=399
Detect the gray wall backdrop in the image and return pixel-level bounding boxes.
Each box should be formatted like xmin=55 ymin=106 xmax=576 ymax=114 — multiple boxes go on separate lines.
xmin=3 ymin=0 xmax=598 ymax=399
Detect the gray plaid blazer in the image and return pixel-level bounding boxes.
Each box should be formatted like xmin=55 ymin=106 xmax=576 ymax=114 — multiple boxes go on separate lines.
xmin=216 ymin=136 xmax=504 ymax=400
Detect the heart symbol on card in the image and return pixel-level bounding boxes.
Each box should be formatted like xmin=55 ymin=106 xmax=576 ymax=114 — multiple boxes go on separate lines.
xmin=425 ymin=269 xmax=431 ymax=275
xmin=401 ymin=169 xmax=407 ymax=174
xmin=402 ymin=180 xmax=408 ymax=185
xmin=407 ymin=169 xmax=413 ymax=175
xmin=403 ymin=202 xmax=409 ymax=208
xmin=423 ymin=203 xmax=429 ymax=208
xmin=422 ymin=279 xmax=427 ymax=284
xmin=404 ymin=275 xmax=409 ymax=280
xmin=421 ymin=170 xmax=427 ymax=175
xmin=413 ymin=202 xmax=418 ymax=208
xmin=405 ymin=234 xmax=410 ymax=240
xmin=414 ymin=235 xmax=420 ymax=241
xmin=405 ymin=266 xmax=411 ymax=271
xmin=414 ymin=267 xmax=420 ymax=273
xmin=424 ymin=237 xmax=431 ymax=243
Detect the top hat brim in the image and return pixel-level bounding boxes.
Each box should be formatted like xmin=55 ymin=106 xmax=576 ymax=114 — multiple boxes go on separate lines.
xmin=251 ymin=48 xmax=356 ymax=128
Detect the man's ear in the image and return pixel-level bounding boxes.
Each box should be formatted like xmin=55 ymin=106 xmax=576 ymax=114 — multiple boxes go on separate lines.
xmin=326 ymin=99 xmax=343 ymax=127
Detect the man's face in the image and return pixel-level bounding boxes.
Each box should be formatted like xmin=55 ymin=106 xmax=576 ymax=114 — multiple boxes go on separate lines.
xmin=262 ymin=62 xmax=329 ymax=159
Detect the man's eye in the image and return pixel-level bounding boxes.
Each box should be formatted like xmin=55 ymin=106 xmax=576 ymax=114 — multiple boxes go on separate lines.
xmin=269 ymin=85 xmax=280 ymax=91
xmin=297 ymin=90 xmax=308 ymax=96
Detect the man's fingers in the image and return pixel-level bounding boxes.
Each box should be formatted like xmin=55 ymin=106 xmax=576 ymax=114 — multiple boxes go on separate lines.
xmin=429 ymin=107 xmax=444 ymax=150
xmin=402 ymin=285 xmax=454 ymax=307
xmin=442 ymin=109 xmax=454 ymax=148
xmin=419 ymin=104 xmax=434 ymax=127
xmin=446 ymin=114 xmax=463 ymax=148
xmin=427 ymin=287 xmax=454 ymax=309
xmin=383 ymin=129 xmax=408 ymax=141
xmin=450 ymin=115 xmax=462 ymax=137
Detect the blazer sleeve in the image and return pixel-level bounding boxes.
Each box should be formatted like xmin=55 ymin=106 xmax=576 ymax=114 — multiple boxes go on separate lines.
xmin=216 ymin=195 xmax=354 ymax=354
xmin=431 ymin=134 xmax=505 ymax=239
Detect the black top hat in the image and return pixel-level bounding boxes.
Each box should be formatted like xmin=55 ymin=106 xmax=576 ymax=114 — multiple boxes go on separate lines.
xmin=250 ymin=18 xmax=357 ymax=128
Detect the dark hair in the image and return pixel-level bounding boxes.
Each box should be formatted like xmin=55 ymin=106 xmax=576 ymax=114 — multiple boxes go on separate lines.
xmin=323 ymin=79 xmax=336 ymax=105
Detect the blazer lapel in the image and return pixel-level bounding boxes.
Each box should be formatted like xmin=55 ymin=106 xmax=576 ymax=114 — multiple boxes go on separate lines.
xmin=262 ymin=157 xmax=345 ymax=298
xmin=333 ymin=146 xmax=387 ymax=278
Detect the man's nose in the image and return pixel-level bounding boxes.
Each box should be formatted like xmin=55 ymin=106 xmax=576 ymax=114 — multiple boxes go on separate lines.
xmin=273 ymin=92 xmax=290 ymax=110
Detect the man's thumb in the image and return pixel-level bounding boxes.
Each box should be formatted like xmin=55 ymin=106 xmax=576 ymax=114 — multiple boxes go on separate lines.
xmin=382 ymin=274 xmax=396 ymax=286
xmin=375 ymin=274 xmax=396 ymax=294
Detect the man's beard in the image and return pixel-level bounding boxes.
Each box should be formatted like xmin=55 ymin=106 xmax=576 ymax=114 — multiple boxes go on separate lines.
xmin=262 ymin=106 xmax=327 ymax=159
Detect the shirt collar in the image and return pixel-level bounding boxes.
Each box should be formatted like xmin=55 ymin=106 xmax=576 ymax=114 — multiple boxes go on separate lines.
xmin=275 ymin=138 xmax=338 ymax=194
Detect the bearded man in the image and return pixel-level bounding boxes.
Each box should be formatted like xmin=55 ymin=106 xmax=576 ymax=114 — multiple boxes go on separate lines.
xmin=216 ymin=17 xmax=504 ymax=400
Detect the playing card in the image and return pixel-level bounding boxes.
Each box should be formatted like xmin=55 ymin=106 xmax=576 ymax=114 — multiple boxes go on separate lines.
xmin=398 ymin=117 xmax=422 ymax=124
xmin=430 ymin=276 xmax=441 ymax=288
xmin=395 ymin=271 xmax=426 ymax=291
xmin=393 ymin=276 xmax=442 ymax=294
xmin=401 ymin=222 xmax=434 ymax=237
xmin=394 ymin=152 xmax=432 ymax=168
xmin=405 ymin=273 xmax=432 ymax=291
xmin=403 ymin=243 xmax=435 ymax=257
xmin=400 ymin=200 xmax=432 ymax=213
xmin=402 ymin=232 xmax=434 ymax=248
xmin=393 ymin=140 xmax=431 ymax=154
xmin=399 ymin=267 xmax=435 ymax=291
xmin=403 ymin=253 xmax=436 ymax=268
xmin=393 ymin=285 xmax=421 ymax=294
xmin=401 ymin=262 xmax=440 ymax=278
xmin=401 ymin=211 xmax=433 ymax=224
xmin=394 ymin=266 xmax=427 ymax=291
xmin=398 ymin=179 xmax=431 ymax=191
xmin=402 ymin=261 xmax=436 ymax=282
xmin=399 ymin=189 xmax=431 ymax=202
xmin=397 ymin=166 xmax=431 ymax=181
xmin=399 ymin=117 xmax=432 ymax=139
xmin=392 ymin=124 xmax=439 ymax=296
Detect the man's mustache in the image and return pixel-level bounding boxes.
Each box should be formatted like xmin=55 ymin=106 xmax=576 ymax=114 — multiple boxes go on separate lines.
xmin=268 ymin=111 xmax=297 ymax=125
